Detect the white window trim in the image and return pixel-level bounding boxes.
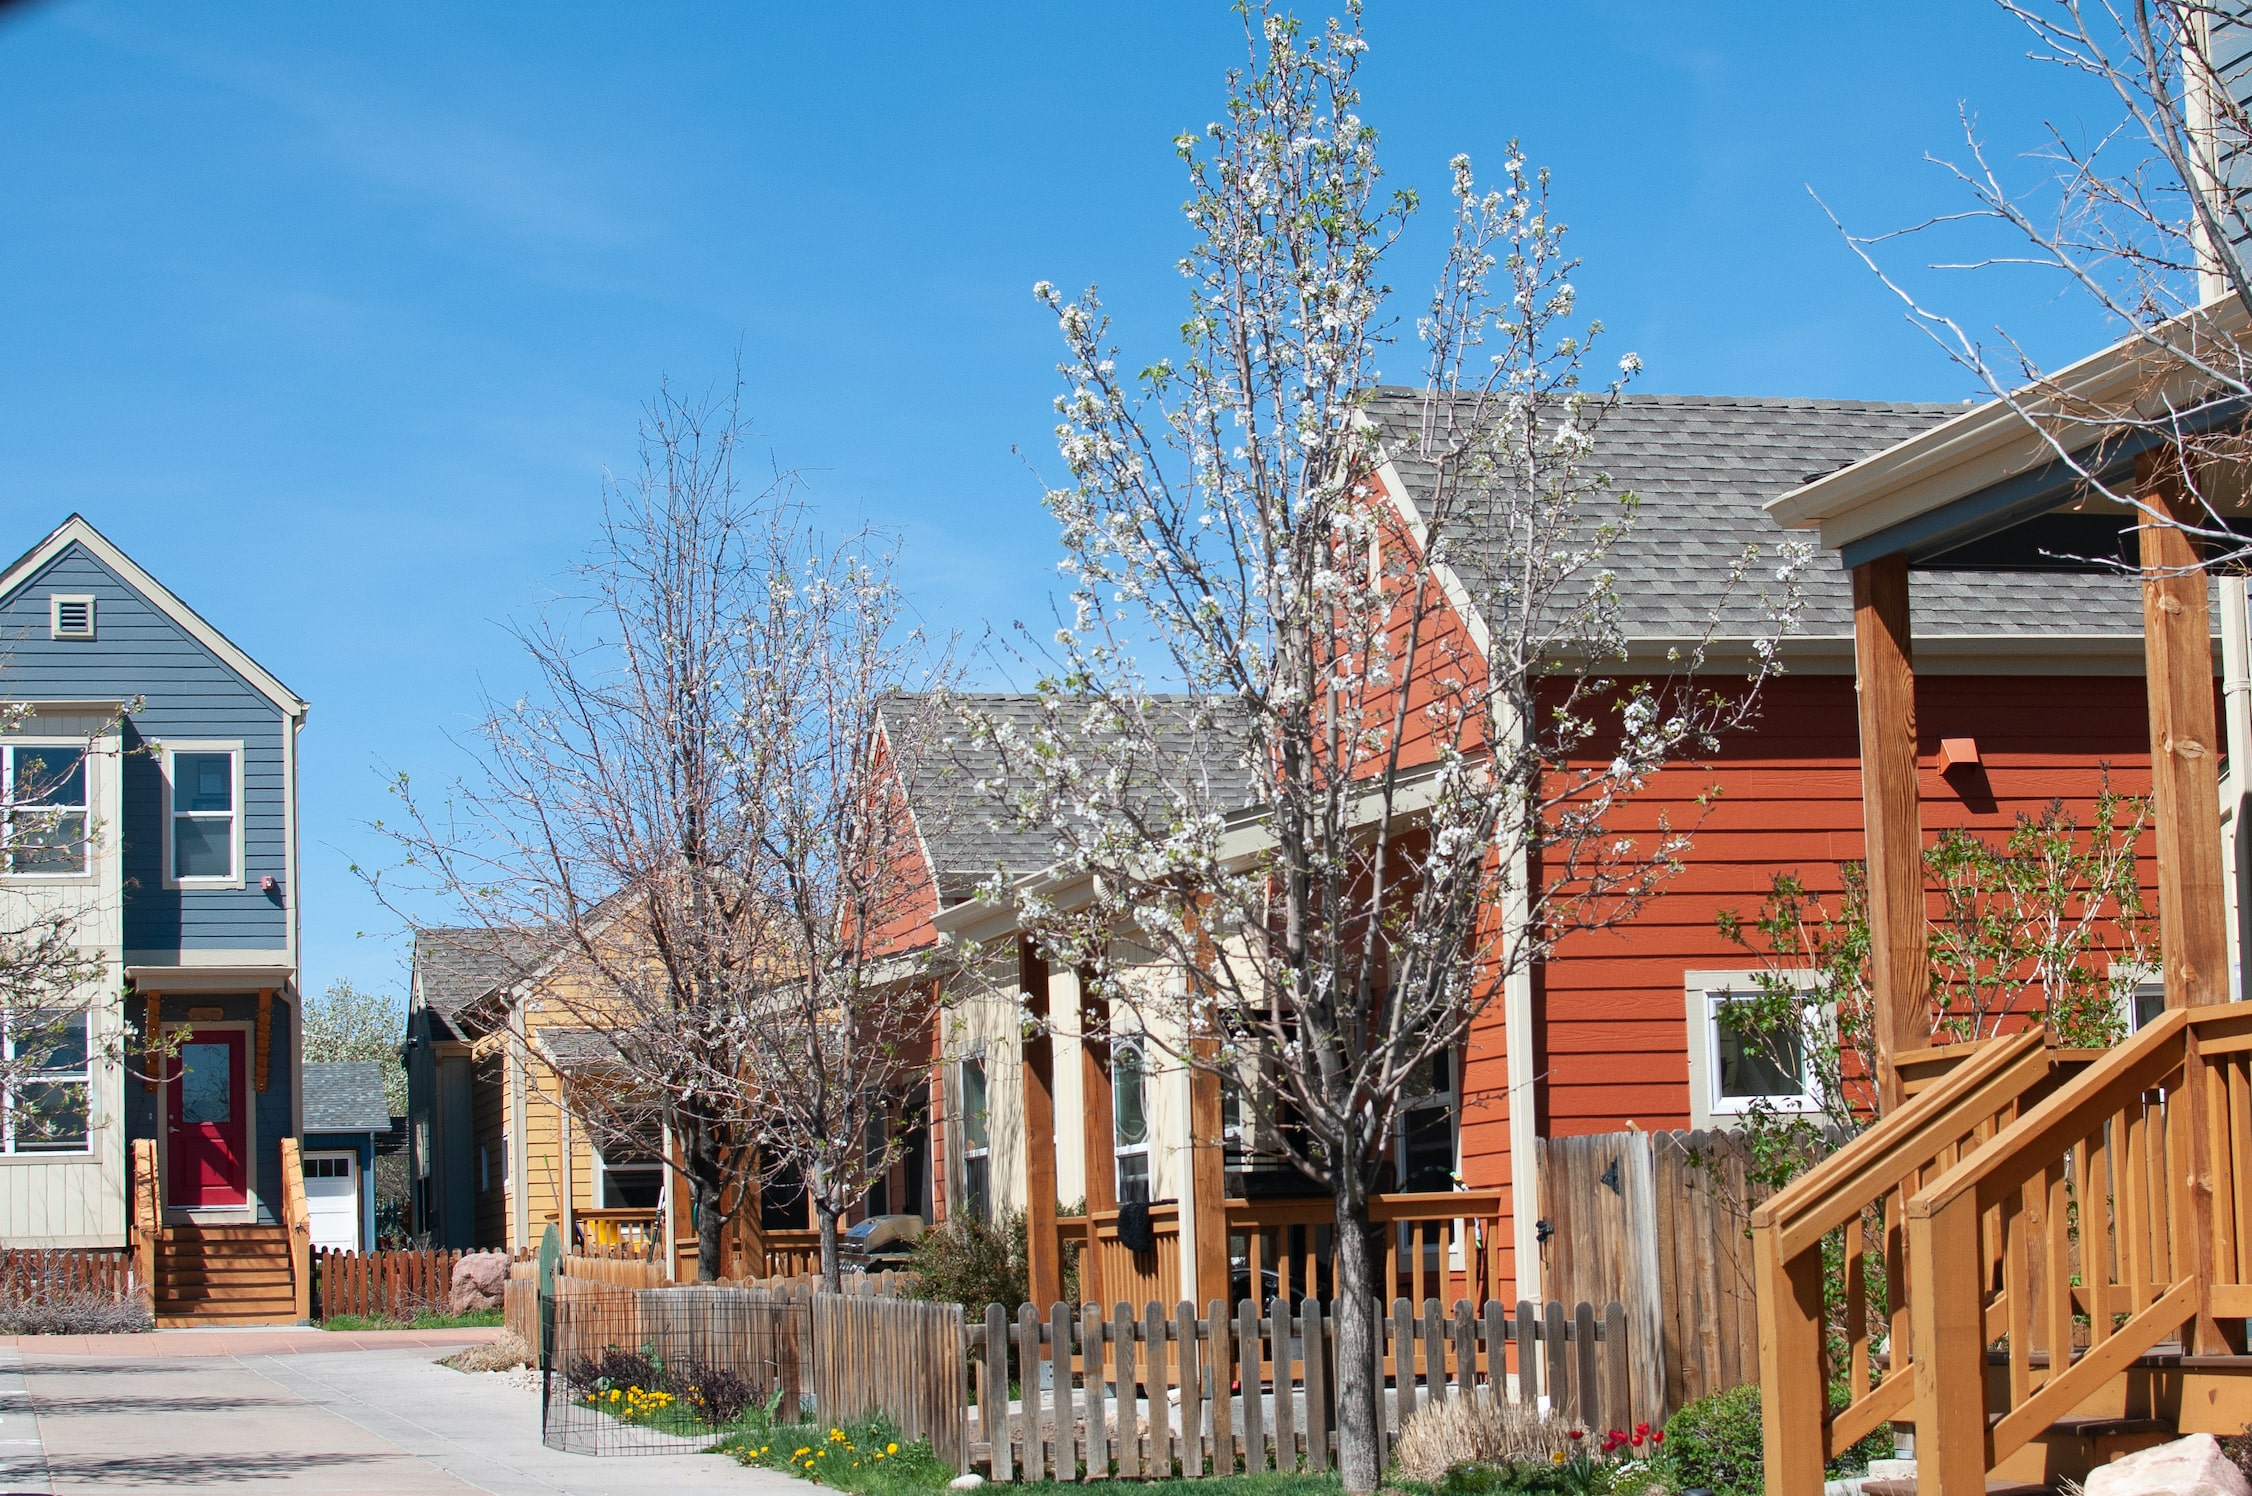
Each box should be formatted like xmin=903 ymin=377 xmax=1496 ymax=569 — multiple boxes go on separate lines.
xmin=48 ymin=594 xmax=94 ymax=641
xmin=0 ymin=740 xmax=95 ymax=882
xmin=1110 ymin=1034 xmax=1152 ymax=1199
xmin=160 ymin=741 xmax=244 ymax=890
xmin=2111 ymin=963 xmax=2166 ymax=1034
xmin=0 ymin=1010 xmax=94 ymax=1158
xmin=956 ymin=1054 xmax=991 ymax=1218
xmin=1685 ymin=969 xmax=1827 ymax=1131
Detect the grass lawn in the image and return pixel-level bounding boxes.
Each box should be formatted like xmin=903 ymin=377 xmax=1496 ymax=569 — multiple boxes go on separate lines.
xmin=318 ymin=1308 xmax=505 ymax=1332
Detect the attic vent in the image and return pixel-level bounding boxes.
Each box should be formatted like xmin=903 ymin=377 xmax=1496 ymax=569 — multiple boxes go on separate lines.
xmin=49 ymin=595 xmax=94 ymax=640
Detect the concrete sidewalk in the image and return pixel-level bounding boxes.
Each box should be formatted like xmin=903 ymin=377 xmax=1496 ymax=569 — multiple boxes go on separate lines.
xmin=14 ymin=1341 xmax=798 ymax=1494
xmin=1 ymin=1326 xmax=504 ymax=1358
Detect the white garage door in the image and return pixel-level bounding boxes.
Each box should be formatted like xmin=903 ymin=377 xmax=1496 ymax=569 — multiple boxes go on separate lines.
xmin=304 ymin=1152 xmax=361 ymax=1252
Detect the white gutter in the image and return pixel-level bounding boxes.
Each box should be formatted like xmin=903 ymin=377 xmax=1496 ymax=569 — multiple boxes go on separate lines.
xmin=1767 ymin=295 xmax=2251 ymax=550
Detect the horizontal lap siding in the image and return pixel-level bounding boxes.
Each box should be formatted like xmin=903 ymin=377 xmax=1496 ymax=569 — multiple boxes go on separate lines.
xmin=1464 ymin=673 xmax=2158 ymax=1157
xmin=0 ymin=544 xmax=291 ymax=955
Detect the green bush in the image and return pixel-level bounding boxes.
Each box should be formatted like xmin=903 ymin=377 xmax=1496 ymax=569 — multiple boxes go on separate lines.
xmin=1660 ymin=1383 xmax=1764 ymax=1496
xmin=907 ymin=1208 xmax=1028 ymax=1314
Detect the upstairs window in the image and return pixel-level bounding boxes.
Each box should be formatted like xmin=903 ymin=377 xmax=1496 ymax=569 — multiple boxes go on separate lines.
xmin=166 ymin=747 xmax=239 ymax=884
xmin=47 ymin=595 xmax=93 ymax=640
xmin=2 ymin=744 xmax=87 ymax=876
xmin=2 ymin=1012 xmax=91 ymax=1154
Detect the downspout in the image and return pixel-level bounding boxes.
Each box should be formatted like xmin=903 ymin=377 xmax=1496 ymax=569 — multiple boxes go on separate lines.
xmin=2186 ymin=8 xmax=2252 ymax=998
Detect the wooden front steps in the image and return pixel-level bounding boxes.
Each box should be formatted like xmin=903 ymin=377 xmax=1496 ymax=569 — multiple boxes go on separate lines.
xmin=153 ymin=1222 xmax=302 ymax=1326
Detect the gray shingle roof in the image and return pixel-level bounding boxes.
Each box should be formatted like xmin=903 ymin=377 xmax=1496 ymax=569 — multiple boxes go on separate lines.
xmin=881 ymin=692 xmax=1260 ymax=897
xmin=302 ymin=1061 xmax=391 ymax=1133
xmin=412 ymin=927 xmax=551 ymax=1018
xmin=1364 ymin=389 xmax=2149 ymax=640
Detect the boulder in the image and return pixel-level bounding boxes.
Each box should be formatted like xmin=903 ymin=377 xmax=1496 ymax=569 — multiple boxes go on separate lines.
xmin=2086 ymin=1434 xmax=2251 ymax=1496
xmin=449 ymin=1251 xmax=511 ymax=1316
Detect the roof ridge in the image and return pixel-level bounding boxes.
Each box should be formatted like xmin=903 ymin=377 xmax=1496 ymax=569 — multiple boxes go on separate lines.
xmin=1367 ymin=385 xmax=1959 ymax=413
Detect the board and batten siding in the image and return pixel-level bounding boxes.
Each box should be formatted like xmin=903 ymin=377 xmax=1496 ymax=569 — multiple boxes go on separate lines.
xmin=0 ymin=540 xmax=291 ymax=957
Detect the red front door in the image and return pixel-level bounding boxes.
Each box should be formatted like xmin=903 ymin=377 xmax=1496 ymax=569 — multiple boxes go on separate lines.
xmin=168 ymin=1031 xmax=248 ymax=1208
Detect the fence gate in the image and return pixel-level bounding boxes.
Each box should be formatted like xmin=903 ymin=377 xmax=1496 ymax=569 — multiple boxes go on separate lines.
xmin=1537 ymin=1128 xmax=1764 ymax=1417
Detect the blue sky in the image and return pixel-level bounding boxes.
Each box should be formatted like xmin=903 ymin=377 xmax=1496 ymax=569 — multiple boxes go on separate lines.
xmin=0 ymin=1 xmax=2122 ymax=999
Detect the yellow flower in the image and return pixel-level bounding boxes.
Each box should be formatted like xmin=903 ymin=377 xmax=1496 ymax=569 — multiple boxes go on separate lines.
xmin=887 ymin=1443 xmax=899 ymax=1454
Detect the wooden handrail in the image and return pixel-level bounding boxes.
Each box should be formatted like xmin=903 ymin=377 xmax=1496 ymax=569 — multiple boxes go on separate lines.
xmin=1755 ymin=1025 xmax=2068 ymax=1496
xmin=279 ymin=1137 xmax=312 ymax=1324
xmin=1904 ymin=1003 xmax=2252 ymax=1492
xmin=1909 ymin=1007 xmax=2199 ymax=1217
xmin=1753 ymin=1026 xmax=2049 ymax=1255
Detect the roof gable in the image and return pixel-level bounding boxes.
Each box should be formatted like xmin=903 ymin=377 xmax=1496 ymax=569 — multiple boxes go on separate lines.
xmin=0 ymin=515 xmax=307 ymax=719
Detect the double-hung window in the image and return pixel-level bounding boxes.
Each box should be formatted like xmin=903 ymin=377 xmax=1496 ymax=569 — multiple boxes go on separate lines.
xmin=2 ymin=1013 xmax=92 ymax=1154
xmin=959 ymin=1057 xmax=991 ymax=1222
xmin=166 ymin=747 xmax=239 ymax=884
xmin=2 ymin=744 xmax=88 ymax=876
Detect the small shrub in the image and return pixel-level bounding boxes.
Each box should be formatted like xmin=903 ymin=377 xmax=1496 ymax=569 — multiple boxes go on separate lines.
xmin=680 ymin=1360 xmax=758 ymax=1427
xmin=445 ymin=1330 xmax=532 ymax=1372
xmin=1396 ymin=1394 xmax=1576 ymax=1481
xmin=567 ymin=1344 xmax=665 ymax=1397
xmin=1660 ymin=1384 xmax=1762 ymax=1496
xmin=907 ymin=1208 xmax=1027 ymax=1314
xmin=0 ymin=1289 xmax=152 ymax=1336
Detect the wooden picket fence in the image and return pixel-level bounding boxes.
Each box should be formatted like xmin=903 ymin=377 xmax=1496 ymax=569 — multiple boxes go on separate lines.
xmin=0 ymin=1247 xmax=139 ymax=1302
xmin=968 ymin=1297 xmax=1638 ymax=1482
xmin=814 ymin=1293 xmax=970 ymax=1468
xmin=314 ymin=1248 xmax=462 ymax=1321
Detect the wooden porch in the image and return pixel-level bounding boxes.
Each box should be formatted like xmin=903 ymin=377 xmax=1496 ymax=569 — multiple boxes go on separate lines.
xmin=1759 ymin=380 xmax=2252 ymax=1489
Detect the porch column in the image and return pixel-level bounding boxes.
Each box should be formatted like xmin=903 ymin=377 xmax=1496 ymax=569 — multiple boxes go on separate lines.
xmin=1077 ymin=965 xmax=1114 ymax=1311
xmin=1019 ymin=936 xmax=1061 ymax=1309
xmin=1186 ymin=1035 xmax=1229 ymax=1311
xmin=2139 ymin=452 xmax=2231 ymax=1008
xmin=1853 ymin=555 xmax=1930 ymax=1111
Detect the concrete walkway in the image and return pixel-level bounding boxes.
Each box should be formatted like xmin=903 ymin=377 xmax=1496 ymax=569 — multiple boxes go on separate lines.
xmin=9 ymin=1336 xmax=800 ymax=1495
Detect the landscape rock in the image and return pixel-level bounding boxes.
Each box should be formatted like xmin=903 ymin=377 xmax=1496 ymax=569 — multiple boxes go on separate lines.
xmin=2085 ymin=1434 xmax=2251 ymax=1496
xmin=947 ymin=1475 xmax=985 ymax=1490
xmin=449 ymin=1251 xmax=511 ymax=1316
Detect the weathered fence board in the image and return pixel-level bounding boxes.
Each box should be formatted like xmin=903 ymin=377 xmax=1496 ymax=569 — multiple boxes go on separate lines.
xmin=965 ymin=1295 xmax=1633 ymax=1481
xmin=1539 ymin=1128 xmax=1764 ymax=1421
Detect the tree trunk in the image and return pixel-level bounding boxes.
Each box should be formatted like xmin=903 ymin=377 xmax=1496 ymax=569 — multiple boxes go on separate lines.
xmin=817 ymin=1200 xmax=843 ymax=1293
xmin=1332 ymin=1188 xmax=1383 ymax=1495
xmin=695 ymin=1174 xmax=726 ymax=1282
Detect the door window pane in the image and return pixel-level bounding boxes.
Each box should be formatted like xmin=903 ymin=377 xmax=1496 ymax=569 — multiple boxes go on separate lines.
xmin=1113 ymin=1040 xmax=1148 ymax=1147
xmin=180 ymin=1042 xmax=234 ymax=1124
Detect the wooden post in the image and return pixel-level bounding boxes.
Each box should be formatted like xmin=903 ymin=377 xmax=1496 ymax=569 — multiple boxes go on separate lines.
xmin=1753 ymin=1222 xmax=1826 ymax=1493
xmin=255 ymin=990 xmax=273 ymax=1091
xmin=1188 ymin=1034 xmax=1229 ymax=1312
xmin=666 ymin=1127 xmax=691 ymax=1281
xmin=1021 ymin=936 xmax=1061 ymax=1311
xmin=2140 ymin=452 xmax=2231 ymax=1009
xmin=1080 ymin=964 xmax=1115 ymax=1311
xmin=1909 ymin=1192 xmax=1992 ymax=1494
xmin=1853 ymin=555 xmax=1930 ymax=1112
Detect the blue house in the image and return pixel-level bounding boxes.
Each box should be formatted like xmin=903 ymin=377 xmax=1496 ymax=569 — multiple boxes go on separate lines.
xmin=0 ymin=516 xmax=308 ymax=1322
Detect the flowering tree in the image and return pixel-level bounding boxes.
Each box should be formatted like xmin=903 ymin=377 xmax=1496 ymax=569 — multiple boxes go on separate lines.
xmin=370 ymin=388 xmax=943 ymax=1281
xmin=1834 ymin=0 xmax=2252 ymax=557
xmin=968 ymin=8 xmax=1804 ymax=1487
